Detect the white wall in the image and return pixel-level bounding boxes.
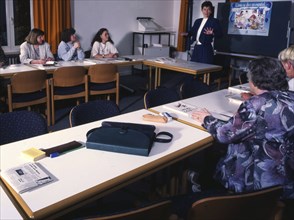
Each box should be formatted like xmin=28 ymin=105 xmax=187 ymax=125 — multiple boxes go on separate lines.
xmin=72 ymin=0 xmax=180 ymax=55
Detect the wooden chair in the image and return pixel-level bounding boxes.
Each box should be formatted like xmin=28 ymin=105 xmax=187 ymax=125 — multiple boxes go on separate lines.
xmin=81 ymin=200 xmax=172 ymax=220
xmin=50 ymin=66 xmax=88 ymax=125
xmin=87 ymin=64 xmax=119 ymax=105
xmin=188 ymin=186 xmax=284 ymax=220
xmin=7 ymin=70 xmax=51 ymax=125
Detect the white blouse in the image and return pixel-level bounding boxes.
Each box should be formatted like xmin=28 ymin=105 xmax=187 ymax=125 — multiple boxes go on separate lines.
xmin=91 ymin=41 xmax=118 ymax=57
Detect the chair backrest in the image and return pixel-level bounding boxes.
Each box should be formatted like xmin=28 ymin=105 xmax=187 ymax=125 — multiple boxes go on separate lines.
xmin=69 ymin=100 xmax=120 ymax=127
xmin=53 ymin=66 xmax=87 ymax=87
xmin=10 ymin=70 xmax=47 ymax=93
xmin=82 ymin=200 xmax=172 ymax=220
xmin=239 ymin=72 xmax=248 ymax=85
xmin=88 ymin=64 xmax=118 ymax=84
xmin=0 ymin=110 xmax=48 ymax=145
xmin=188 ymin=186 xmax=283 ymax=220
xmin=144 ymin=87 xmax=180 ymax=109
xmin=180 ymin=79 xmax=211 ymax=99
xmin=84 ymin=50 xmax=91 ymax=58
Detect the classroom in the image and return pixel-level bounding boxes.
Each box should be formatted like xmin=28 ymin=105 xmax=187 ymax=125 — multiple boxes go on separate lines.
xmin=1 ymin=0 xmax=294 ymax=219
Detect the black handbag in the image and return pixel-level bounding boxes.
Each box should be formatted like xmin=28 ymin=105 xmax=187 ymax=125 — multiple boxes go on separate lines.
xmin=86 ymin=121 xmax=173 ymax=156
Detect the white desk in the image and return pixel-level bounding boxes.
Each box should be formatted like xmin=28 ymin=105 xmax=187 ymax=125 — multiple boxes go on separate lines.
xmin=1 ymin=185 xmax=24 ymax=220
xmin=28 ymin=59 xmax=144 ymax=74
xmin=143 ymin=58 xmax=222 ymax=88
xmin=0 ymin=64 xmax=38 ymax=78
xmin=0 ymin=109 xmax=213 ymax=219
xmin=150 ymin=89 xmax=241 ymax=129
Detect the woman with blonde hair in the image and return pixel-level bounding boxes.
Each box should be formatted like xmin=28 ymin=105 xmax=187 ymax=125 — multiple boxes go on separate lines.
xmin=279 ymin=45 xmax=294 ymax=91
xmin=19 ymin=28 xmax=54 ymax=64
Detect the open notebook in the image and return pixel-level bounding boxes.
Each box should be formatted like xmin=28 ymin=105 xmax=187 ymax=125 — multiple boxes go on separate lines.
xmin=163 ymin=101 xmax=233 ymax=121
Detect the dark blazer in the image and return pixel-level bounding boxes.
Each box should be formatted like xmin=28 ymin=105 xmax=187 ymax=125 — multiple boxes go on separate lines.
xmin=189 ymin=17 xmax=222 ymax=45
xmin=189 ymin=17 xmax=222 ymax=63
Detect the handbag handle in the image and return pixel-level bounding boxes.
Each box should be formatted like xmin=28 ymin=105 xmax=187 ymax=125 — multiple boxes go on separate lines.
xmin=154 ymin=131 xmax=173 ymax=143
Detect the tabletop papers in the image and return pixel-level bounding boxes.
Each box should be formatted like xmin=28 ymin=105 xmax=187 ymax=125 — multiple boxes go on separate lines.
xmin=1 ymin=163 xmax=52 ymax=194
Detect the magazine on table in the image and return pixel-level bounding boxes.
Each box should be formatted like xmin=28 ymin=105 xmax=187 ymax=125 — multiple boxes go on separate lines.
xmin=163 ymin=101 xmax=202 ymax=117
xmin=228 ymin=84 xmax=250 ymax=94
xmin=1 ymin=162 xmax=52 ymax=194
xmin=163 ymin=101 xmax=233 ymax=121
xmin=227 ymin=93 xmax=244 ymax=105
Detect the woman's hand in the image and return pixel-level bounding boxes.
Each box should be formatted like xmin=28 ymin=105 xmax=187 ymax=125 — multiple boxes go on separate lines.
xmin=203 ymin=27 xmax=214 ymax=35
xmin=241 ymin=92 xmax=253 ymax=100
xmin=191 ymin=108 xmax=211 ymax=123
xmin=46 ymin=57 xmax=54 ymax=61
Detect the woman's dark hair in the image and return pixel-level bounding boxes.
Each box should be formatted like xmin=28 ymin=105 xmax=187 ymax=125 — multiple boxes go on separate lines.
xmin=61 ymin=28 xmax=76 ymax=42
xmin=247 ymin=57 xmax=288 ymax=91
xmin=25 ymin=28 xmax=45 ymax=45
xmin=201 ymin=1 xmax=213 ymax=10
xmin=91 ymin=28 xmax=114 ymax=46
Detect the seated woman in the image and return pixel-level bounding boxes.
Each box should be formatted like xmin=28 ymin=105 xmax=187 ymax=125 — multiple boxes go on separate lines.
xmin=90 ymin=28 xmax=118 ymax=59
xmin=19 ymin=28 xmax=54 ymax=64
xmin=279 ymin=45 xmax=294 ymax=91
xmin=192 ymin=57 xmax=294 ymax=199
xmin=57 ymin=28 xmax=85 ymax=61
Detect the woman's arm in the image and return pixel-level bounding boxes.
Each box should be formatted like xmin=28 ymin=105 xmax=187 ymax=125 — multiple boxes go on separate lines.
xmin=203 ymin=101 xmax=258 ymax=144
xmin=19 ymin=42 xmax=33 ymax=64
xmin=58 ymin=42 xmax=75 ymax=61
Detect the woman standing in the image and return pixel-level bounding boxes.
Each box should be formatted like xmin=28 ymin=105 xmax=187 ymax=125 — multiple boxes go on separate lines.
xmin=186 ymin=1 xmax=222 ymax=64
xmin=91 ymin=28 xmax=118 ymax=59
xmin=19 ymin=28 xmax=54 ymax=64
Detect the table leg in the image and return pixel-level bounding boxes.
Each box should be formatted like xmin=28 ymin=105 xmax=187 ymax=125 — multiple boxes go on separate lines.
xmin=149 ymin=66 xmax=152 ymax=90
xmin=155 ymin=67 xmax=158 ymax=89
xmin=158 ymin=68 xmax=161 ymax=87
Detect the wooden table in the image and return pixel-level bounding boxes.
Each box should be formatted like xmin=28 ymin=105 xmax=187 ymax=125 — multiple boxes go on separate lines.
xmin=1 ymin=184 xmax=24 ymax=220
xmin=149 ymin=89 xmax=241 ymax=130
xmin=143 ymin=58 xmax=222 ymax=89
xmin=0 ymin=64 xmax=38 ymax=79
xmin=0 ymin=109 xmax=213 ymax=219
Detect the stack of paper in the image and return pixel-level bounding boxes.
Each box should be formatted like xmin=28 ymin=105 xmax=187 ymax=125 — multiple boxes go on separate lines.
xmin=228 ymin=84 xmax=250 ymax=94
xmin=21 ymin=147 xmax=46 ymax=162
xmin=163 ymin=102 xmax=200 ymax=117
xmin=1 ymin=163 xmax=52 ymax=193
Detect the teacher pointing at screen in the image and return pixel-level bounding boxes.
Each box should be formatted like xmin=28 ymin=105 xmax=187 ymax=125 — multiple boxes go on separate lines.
xmin=184 ymin=1 xmax=222 ymax=64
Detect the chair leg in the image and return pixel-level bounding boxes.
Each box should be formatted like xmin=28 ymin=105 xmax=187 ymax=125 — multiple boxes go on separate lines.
xmin=7 ymin=85 xmax=13 ymax=112
xmin=51 ymin=100 xmax=55 ymax=125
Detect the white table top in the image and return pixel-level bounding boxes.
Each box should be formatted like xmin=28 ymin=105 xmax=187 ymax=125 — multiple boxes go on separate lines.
xmin=0 ymin=109 xmax=212 ymax=219
xmin=143 ymin=58 xmax=222 ymax=74
xmin=1 ymin=185 xmax=23 ymax=220
xmin=0 ymin=64 xmax=38 ymax=77
xmin=150 ymin=89 xmax=241 ymax=129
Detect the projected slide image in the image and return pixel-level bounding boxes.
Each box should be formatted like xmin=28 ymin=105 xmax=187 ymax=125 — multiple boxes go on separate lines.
xmin=228 ymin=1 xmax=272 ymax=36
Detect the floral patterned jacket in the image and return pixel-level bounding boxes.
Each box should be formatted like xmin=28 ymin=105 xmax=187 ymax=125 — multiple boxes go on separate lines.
xmin=203 ymin=91 xmax=294 ymax=199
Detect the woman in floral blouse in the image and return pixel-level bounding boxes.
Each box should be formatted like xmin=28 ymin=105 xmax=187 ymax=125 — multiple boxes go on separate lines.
xmin=192 ymin=57 xmax=294 ymax=199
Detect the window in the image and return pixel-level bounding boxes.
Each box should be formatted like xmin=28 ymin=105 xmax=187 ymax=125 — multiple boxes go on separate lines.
xmin=0 ymin=0 xmax=32 ymax=52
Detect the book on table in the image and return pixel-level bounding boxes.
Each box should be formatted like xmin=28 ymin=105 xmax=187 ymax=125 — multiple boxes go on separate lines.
xmin=163 ymin=101 xmax=233 ymax=121
xmin=228 ymin=84 xmax=250 ymax=94
xmin=227 ymin=93 xmax=243 ymax=105
xmin=163 ymin=101 xmax=202 ymax=117
xmin=1 ymin=162 xmax=52 ymax=194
